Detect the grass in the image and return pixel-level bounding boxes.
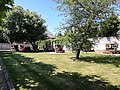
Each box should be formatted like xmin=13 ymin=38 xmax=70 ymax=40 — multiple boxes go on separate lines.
xmin=0 ymin=51 xmax=120 ymax=90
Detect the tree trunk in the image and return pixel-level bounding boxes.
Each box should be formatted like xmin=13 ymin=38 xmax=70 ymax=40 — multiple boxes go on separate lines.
xmin=31 ymin=42 xmax=38 ymax=51
xmin=76 ymin=49 xmax=80 ymax=59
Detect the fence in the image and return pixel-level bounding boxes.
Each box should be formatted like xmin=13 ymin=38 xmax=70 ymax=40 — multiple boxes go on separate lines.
xmin=0 ymin=43 xmax=11 ymax=50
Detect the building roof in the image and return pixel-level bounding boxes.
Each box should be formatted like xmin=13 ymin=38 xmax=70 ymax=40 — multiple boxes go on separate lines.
xmin=45 ymin=30 xmax=55 ymax=39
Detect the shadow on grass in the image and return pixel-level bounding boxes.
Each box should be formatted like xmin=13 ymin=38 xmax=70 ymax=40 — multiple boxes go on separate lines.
xmin=71 ymin=55 xmax=120 ymax=67
xmin=0 ymin=52 xmax=119 ymax=90
xmin=15 ymin=50 xmax=45 ymax=53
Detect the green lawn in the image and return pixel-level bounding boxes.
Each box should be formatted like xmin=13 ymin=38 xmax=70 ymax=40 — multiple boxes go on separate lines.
xmin=0 ymin=52 xmax=120 ymax=90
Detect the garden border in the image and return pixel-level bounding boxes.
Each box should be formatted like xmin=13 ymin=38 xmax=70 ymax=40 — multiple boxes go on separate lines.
xmin=0 ymin=58 xmax=15 ymax=90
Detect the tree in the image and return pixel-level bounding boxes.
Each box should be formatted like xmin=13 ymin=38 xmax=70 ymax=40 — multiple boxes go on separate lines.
xmin=55 ymin=0 xmax=117 ymax=59
xmin=3 ymin=6 xmax=46 ymax=50
xmin=98 ymin=13 xmax=120 ymax=37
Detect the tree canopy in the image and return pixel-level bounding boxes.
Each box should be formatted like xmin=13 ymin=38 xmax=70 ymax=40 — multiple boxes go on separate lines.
xmin=55 ymin=0 xmax=118 ymax=59
xmin=0 ymin=0 xmax=14 ymax=23
xmin=98 ymin=13 xmax=120 ymax=37
xmin=0 ymin=0 xmax=14 ymax=43
xmin=3 ymin=6 xmax=46 ymax=50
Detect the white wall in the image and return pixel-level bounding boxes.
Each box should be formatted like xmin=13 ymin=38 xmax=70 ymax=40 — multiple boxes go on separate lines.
xmin=0 ymin=43 xmax=11 ymax=50
xmin=94 ymin=37 xmax=120 ymax=51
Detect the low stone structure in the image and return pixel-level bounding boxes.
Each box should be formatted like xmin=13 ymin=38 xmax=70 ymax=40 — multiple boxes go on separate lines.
xmin=0 ymin=58 xmax=15 ymax=90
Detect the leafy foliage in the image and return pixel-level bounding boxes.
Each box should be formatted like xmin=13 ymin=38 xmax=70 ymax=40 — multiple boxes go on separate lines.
xmin=0 ymin=0 xmax=14 ymax=42
xmin=55 ymin=33 xmax=64 ymax=45
xmin=3 ymin=6 xmax=46 ymax=50
xmin=98 ymin=13 xmax=120 ymax=37
xmin=55 ymin=0 xmax=117 ymax=58
xmin=0 ymin=0 xmax=14 ymax=23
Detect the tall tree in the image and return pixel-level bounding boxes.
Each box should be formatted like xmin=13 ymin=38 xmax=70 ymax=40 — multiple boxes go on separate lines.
xmin=98 ymin=13 xmax=120 ymax=37
xmin=3 ymin=6 xmax=46 ymax=50
xmin=55 ymin=0 xmax=117 ymax=59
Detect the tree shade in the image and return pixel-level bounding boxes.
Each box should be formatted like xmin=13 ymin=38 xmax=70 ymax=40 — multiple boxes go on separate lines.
xmin=3 ymin=6 xmax=46 ymax=50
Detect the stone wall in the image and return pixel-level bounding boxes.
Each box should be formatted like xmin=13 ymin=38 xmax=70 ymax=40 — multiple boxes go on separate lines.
xmin=0 ymin=58 xmax=15 ymax=90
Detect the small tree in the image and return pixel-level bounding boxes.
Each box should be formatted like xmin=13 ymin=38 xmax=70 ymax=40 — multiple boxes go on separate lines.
xmin=3 ymin=6 xmax=46 ymax=50
xmin=55 ymin=0 xmax=117 ymax=59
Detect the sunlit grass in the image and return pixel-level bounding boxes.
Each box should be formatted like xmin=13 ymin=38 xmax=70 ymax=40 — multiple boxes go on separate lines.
xmin=0 ymin=51 xmax=120 ymax=90
xmin=20 ymin=52 xmax=120 ymax=85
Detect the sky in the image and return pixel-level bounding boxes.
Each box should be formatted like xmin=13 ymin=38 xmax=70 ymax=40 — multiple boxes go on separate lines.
xmin=14 ymin=0 xmax=63 ymax=35
xmin=14 ymin=0 xmax=120 ymax=35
